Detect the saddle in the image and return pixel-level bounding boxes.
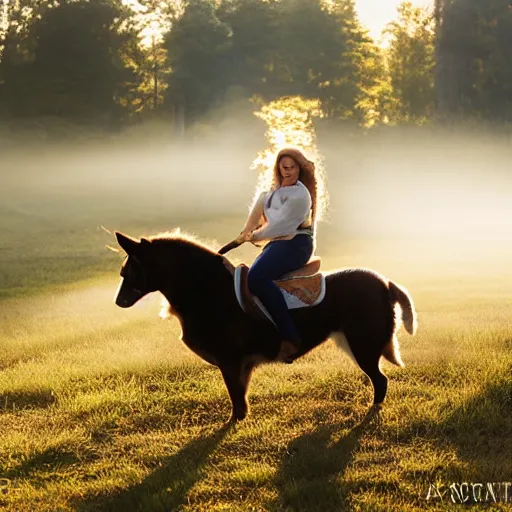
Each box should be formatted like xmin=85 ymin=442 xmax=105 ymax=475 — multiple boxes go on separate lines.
xmin=234 ymin=257 xmax=326 ymax=324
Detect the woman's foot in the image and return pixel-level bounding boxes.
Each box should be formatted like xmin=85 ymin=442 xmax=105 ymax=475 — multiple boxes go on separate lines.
xmin=278 ymin=340 xmax=300 ymax=364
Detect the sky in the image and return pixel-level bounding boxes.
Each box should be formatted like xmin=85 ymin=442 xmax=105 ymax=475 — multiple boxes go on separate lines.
xmin=355 ymin=0 xmax=434 ymax=42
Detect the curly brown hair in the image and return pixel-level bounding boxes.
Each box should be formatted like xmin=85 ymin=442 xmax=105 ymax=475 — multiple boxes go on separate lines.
xmin=272 ymin=147 xmax=318 ymax=227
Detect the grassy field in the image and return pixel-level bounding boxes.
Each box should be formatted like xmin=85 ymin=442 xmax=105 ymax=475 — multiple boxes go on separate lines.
xmin=1 ymin=176 xmax=511 ymax=511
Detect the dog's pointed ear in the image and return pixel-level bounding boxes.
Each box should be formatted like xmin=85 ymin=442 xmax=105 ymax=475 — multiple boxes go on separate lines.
xmin=115 ymin=232 xmax=140 ymax=255
xmin=140 ymin=237 xmax=151 ymax=246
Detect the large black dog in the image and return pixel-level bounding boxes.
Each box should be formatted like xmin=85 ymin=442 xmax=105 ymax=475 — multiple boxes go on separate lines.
xmin=114 ymin=231 xmax=417 ymax=422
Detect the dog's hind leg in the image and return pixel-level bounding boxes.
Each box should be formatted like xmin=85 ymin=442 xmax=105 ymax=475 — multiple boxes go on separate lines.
xmin=346 ymin=339 xmax=388 ymax=405
xmin=357 ymin=354 xmax=388 ymax=405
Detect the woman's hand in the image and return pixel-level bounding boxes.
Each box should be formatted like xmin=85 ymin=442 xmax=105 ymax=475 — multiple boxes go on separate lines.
xmin=236 ymin=230 xmax=253 ymax=244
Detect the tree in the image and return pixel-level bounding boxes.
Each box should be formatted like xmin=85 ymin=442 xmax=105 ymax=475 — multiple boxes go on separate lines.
xmin=268 ymin=0 xmax=342 ymax=99
xmin=0 ymin=0 xmax=139 ymax=124
xmin=384 ymin=1 xmax=435 ymax=123
xmin=324 ymin=0 xmax=388 ymax=124
xmin=0 ymin=1 xmax=51 ymax=115
xmin=436 ymin=0 xmax=512 ymax=122
xmin=163 ymin=0 xmax=232 ymax=127
xmin=218 ymin=0 xmax=383 ymax=124
xmin=118 ymin=0 xmax=176 ymax=116
xmin=217 ymin=0 xmax=278 ymax=98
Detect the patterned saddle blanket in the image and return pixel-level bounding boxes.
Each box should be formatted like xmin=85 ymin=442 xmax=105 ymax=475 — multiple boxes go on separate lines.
xmin=233 ymin=259 xmax=326 ymax=324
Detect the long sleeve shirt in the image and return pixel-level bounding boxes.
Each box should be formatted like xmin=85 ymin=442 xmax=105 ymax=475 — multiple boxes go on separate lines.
xmin=249 ymin=181 xmax=312 ymax=242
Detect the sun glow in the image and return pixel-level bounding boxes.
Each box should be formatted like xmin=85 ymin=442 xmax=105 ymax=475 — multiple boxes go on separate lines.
xmin=159 ymin=297 xmax=171 ymax=319
xmin=121 ymin=0 xmax=178 ymax=47
xmin=251 ymin=96 xmax=329 ymax=221
xmin=355 ymin=0 xmax=434 ymax=43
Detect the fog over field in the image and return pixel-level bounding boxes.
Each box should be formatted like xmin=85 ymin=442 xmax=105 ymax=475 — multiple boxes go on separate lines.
xmin=1 ymin=120 xmax=511 ymax=259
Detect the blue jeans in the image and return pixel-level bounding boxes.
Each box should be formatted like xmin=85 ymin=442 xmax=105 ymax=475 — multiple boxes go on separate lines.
xmin=247 ymin=234 xmax=314 ymax=342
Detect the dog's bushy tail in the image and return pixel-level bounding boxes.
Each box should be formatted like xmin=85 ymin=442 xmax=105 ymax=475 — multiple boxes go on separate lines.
xmin=389 ymin=281 xmax=418 ymax=335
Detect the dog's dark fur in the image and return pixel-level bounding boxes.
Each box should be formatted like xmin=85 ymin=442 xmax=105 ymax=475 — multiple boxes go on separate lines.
xmin=114 ymin=231 xmax=417 ymax=422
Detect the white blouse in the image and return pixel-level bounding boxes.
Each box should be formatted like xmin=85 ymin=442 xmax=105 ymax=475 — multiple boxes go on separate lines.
xmin=250 ymin=181 xmax=312 ymax=242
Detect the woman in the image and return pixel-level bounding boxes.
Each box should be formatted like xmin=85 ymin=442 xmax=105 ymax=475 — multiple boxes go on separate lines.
xmin=239 ymin=147 xmax=318 ymax=363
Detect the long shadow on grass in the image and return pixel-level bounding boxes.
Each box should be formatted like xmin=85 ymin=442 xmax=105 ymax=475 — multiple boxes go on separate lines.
xmin=401 ymin=377 xmax=512 ymax=503
xmin=270 ymin=407 xmax=379 ymax=512
xmin=75 ymin=423 xmax=232 ymax=512
xmin=0 ymin=388 xmax=57 ymax=410
xmin=440 ymin=380 xmax=512 ymax=476
xmin=1 ymin=445 xmax=81 ymax=480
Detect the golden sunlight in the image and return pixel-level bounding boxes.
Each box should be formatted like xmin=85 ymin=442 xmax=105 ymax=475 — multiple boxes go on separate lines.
xmin=138 ymin=20 xmax=163 ymax=48
xmin=0 ymin=1 xmax=7 ymax=32
xmin=122 ymin=0 xmax=176 ymax=47
xmin=251 ymin=96 xmax=329 ymax=221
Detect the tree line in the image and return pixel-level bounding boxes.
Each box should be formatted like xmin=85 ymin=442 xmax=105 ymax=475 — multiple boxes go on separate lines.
xmin=0 ymin=0 xmax=511 ymax=132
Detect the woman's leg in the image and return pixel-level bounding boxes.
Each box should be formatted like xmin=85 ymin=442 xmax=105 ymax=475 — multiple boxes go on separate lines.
xmin=247 ymin=235 xmax=313 ymax=343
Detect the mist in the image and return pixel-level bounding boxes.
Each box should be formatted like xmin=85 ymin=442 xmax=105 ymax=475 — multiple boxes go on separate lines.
xmin=1 ymin=115 xmax=511 ymax=272
xmin=319 ymin=126 xmax=512 ymax=241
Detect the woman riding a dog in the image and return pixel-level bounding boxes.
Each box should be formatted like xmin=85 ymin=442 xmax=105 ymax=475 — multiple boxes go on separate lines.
xmin=239 ymin=147 xmax=319 ymax=362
